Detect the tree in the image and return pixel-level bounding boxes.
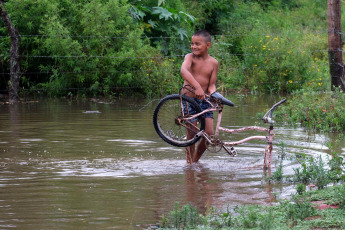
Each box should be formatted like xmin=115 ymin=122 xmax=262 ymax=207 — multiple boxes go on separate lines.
xmin=0 ymin=0 xmax=20 ymax=102
xmin=129 ymin=0 xmax=195 ymax=54
xmin=1 ymin=0 xmax=173 ymax=97
xmin=328 ymin=0 xmax=345 ymax=92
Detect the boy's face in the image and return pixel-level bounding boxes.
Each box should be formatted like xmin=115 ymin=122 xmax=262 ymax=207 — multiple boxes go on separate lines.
xmin=191 ymin=35 xmax=211 ymax=56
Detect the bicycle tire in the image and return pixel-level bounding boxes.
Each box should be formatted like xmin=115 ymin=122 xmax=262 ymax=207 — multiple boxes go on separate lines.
xmin=153 ymin=94 xmax=206 ymax=147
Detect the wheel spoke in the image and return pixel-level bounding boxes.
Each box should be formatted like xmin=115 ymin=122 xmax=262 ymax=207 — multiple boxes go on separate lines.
xmin=153 ymin=94 xmax=205 ymax=147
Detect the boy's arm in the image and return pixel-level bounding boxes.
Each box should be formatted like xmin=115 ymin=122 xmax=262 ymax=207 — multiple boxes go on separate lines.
xmin=207 ymin=59 xmax=218 ymax=95
xmin=180 ymin=54 xmax=205 ymax=99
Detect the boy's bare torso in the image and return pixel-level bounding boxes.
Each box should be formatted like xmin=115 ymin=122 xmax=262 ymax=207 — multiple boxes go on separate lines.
xmin=183 ymin=53 xmax=217 ymax=97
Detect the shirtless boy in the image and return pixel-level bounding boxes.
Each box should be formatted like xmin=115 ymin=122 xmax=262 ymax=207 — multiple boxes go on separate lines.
xmin=180 ymin=30 xmax=218 ymax=164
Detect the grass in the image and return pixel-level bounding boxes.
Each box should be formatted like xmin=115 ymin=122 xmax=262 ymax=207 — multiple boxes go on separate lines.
xmin=276 ymin=88 xmax=345 ymax=132
xmin=149 ymin=143 xmax=345 ymax=230
xmin=151 ymin=184 xmax=345 ymax=230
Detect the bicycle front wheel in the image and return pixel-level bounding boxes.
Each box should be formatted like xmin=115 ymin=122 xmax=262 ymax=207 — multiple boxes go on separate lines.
xmin=153 ymin=94 xmax=205 ymax=147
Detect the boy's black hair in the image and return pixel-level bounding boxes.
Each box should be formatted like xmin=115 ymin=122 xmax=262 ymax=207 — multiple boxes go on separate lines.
xmin=193 ymin=30 xmax=211 ymax=42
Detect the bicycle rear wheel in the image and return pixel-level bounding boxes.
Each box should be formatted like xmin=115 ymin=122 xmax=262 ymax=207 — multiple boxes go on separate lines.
xmin=153 ymin=94 xmax=205 ymax=147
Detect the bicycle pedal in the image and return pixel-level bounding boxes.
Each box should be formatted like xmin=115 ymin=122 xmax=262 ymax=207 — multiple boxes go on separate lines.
xmin=223 ymin=146 xmax=237 ymax=157
xmin=230 ymin=147 xmax=237 ymax=156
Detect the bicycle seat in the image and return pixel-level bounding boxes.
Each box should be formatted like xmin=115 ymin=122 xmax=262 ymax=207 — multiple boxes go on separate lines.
xmin=211 ymin=92 xmax=234 ymax=107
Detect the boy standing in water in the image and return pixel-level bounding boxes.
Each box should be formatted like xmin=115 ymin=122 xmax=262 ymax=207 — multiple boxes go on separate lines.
xmin=180 ymin=30 xmax=218 ymax=164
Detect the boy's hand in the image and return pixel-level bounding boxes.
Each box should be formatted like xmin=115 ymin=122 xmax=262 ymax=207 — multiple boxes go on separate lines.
xmin=195 ymin=87 xmax=205 ymax=100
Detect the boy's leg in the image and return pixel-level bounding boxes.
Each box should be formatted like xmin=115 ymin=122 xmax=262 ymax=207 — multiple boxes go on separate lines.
xmin=185 ymin=122 xmax=197 ymax=164
xmin=193 ymin=117 xmax=214 ymax=163
xmin=185 ymin=145 xmax=194 ymax=164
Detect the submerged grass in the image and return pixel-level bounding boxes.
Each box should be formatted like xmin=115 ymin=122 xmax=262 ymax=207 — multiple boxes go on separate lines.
xmin=150 ymin=144 xmax=345 ymax=230
xmin=152 ymin=184 xmax=345 ymax=230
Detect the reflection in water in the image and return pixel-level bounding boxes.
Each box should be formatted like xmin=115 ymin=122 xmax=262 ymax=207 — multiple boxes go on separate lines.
xmin=0 ymin=96 xmax=343 ymax=229
xmin=184 ymin=164 xmax=219 ymax=213
xmin=182 ymin=164 xmax=278 ymax=215
xmin=9 ymin=104 xmax=20 ymax=146
xmin=262 ymin=168 xmax=277 ymax=204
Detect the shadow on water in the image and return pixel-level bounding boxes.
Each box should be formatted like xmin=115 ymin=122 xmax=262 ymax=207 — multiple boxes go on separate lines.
xmin=0 ymin=95 xmax=344 ymax=229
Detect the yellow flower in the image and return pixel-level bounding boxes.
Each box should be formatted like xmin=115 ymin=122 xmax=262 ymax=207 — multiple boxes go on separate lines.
xmin=265 ymin=36 xmax=270 ymax=38
xmin=288 ymin=80 xmax=293 ymax=84
xmin=318 ymin=83 xmax=322 ymax=86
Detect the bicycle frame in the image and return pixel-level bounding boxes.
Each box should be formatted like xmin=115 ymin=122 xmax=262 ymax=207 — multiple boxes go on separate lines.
xmin=181 ymin=94 xmax=286 ymax=169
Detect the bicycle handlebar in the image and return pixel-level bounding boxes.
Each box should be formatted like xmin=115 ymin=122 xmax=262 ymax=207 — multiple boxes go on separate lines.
xmin=262 ymin=98 xmax=287 ymax=124
xmin=181 ymin=85 xmax=286 ymax=124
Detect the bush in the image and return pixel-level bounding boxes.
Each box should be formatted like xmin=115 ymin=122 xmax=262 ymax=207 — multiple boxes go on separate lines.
xmin=210 ymin=0 xmax=329 ymax=94
xmin=277 ymin=88 xmax=345 ymax=132
xmin=1 ymin=0 xmax=182 ymax=97
xmin=160 ymin=202 xmax=200 ymax=229
xmin=0 ymin=0 xmax=339 ymax=96
xmin=293 ymin=154 xmax=330 ymax=189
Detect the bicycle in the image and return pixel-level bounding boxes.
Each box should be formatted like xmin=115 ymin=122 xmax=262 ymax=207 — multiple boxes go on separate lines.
xmin=153 ymin=85 xmax=287 ymax=169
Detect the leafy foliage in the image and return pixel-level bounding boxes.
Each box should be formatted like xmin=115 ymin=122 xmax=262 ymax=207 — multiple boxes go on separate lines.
xmin=293 ymin=154 xmax=330 ymax=189
xmin=0 ymin=0 xmax=341 ymax=97
xmin=211 ymin=0 xmax=329 ymax=94
xmin=1 ymin=0 xmax=183 ymax=97
xmin=277 ymin=88 xmax=345 ymax=131
xmin=160 ymin=202 xmax=200 ymax=229
xmin=292 ymin=145 xmax=345 ymax=190
xmin=129 ymin=0 xmax=195 ymax=54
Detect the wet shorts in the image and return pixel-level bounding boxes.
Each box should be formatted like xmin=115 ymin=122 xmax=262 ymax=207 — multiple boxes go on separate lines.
xmin=183 ymin=98 xmax=213 ymax=123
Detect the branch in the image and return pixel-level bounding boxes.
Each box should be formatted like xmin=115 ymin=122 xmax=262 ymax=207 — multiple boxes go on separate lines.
xmin=0 ymin=0 xmax=21 ymax=102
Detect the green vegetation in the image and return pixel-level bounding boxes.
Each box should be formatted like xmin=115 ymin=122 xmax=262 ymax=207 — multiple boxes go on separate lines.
xmin=276 ymin=88 xmax=345 ymax=132
xmin=129 ymin=0 xmax=195 ymax=54
xmin=292 ymin=148 xmax=345 ymax=187
xmin=1 ymin=0 xmax=344 ymax=130
xmin=152 ymin=145 xmax=345 ymax=229
xmin=0 ymin=0 xmax=335 ymax=97
xmin=153 ymin=185 xmax=345 ymax=229
xmin=1 ymin=0 xmax=188 ymax=97
xmin=212 ymin=0 xmax=329 ymax=94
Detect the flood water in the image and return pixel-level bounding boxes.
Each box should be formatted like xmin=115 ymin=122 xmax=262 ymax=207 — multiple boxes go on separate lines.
xmin=0 ymin=95 xmax=344 ymax=229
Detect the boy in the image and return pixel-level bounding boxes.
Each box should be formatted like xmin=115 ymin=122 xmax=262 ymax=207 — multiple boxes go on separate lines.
xmin=180 ymin=30 xmax=218 ymax=164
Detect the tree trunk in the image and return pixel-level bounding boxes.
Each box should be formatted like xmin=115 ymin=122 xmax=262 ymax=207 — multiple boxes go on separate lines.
xmin=0 ymin=1 xmax=21 ymax=103
xmin=328 ymin=0 xmax=345 ymax=92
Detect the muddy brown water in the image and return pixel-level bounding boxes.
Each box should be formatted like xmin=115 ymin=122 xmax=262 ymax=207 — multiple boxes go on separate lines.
xmin=0 ymin=95 xmax=343 ymax=229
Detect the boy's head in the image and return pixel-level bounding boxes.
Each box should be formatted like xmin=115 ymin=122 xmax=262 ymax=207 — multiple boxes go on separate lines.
xmin=193 ymin=30 xmax=211 ymax=43
xmin=191 ymin=30 xmax=211 ymax=56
